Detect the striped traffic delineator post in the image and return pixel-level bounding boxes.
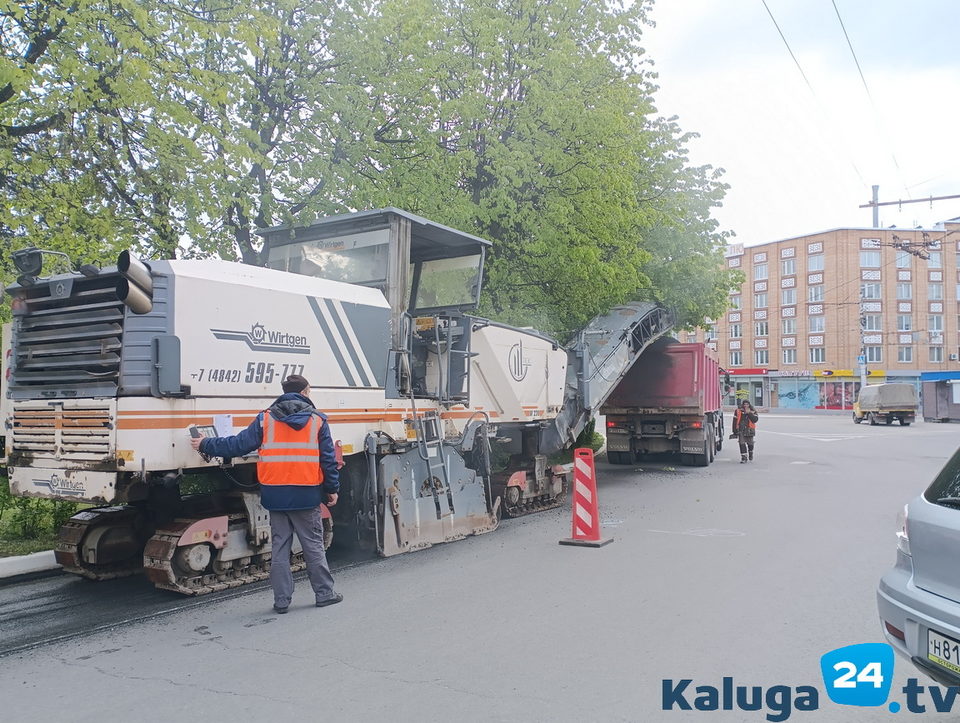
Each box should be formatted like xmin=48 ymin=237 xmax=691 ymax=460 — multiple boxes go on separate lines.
xmin=559 ymin=448 xmax=613 ymax=548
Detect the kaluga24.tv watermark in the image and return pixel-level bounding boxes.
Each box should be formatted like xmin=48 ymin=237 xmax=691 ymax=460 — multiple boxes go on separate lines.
xmin=661 ymin=643 xmax=960 ymax=720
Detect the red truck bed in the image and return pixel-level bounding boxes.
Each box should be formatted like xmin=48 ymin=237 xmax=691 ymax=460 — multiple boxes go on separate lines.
xmin=600 ymin=339 xmax=721 ymax=415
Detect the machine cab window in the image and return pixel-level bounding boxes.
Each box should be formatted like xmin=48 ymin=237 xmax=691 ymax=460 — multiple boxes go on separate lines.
xmin=260 ymin=208 xmax=489 ymax=402
xmin=261 ymin=207 xmax=486 ymax=316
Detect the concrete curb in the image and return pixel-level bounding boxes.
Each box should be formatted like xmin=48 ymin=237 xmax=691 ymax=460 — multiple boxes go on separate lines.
xmin=0 ymin=550 xmax=60 ymax=580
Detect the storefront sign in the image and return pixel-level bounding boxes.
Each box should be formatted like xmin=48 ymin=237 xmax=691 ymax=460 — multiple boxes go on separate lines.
xmin=815 ymin=370 xmax=885 ymax=378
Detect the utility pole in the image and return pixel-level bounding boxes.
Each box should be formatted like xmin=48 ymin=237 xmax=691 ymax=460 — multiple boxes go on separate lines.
xmin=860 ymin=187 xmax=960 ymax=227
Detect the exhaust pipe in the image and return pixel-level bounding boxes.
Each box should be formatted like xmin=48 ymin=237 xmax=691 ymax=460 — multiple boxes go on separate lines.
xmin=116 ymin=250 xmax=153 ymax=314
xmin=116 ymin=277 xmax=153 ymax=314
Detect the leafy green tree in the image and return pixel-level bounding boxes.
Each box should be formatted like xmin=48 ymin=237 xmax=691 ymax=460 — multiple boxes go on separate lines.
xmin=0 ymin=0 xmax=225 ymax=263
xmin=633 ymin=117 xmax=743 ymax=328
xmin=0 ymin=0 xmax=737 ymax=341
xmin=328 ymin=0 xmax=733 ymax=338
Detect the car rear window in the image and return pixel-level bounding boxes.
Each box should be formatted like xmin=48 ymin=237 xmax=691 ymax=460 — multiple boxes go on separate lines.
xmin=924 ymin=446 xmax=960 ymax=506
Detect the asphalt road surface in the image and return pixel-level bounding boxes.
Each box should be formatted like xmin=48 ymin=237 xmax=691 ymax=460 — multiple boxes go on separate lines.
xmin=1 ymin=414 xmax=958 ymax=722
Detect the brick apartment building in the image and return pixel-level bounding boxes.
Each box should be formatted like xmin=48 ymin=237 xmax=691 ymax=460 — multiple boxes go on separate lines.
xmin=692 ymin=219 xmax=960 ymax=411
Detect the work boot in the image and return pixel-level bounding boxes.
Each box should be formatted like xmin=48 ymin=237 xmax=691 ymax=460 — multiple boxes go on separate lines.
xmin=748 ymin=450 xmax=754 ymax=461
xmin=316 ymin=592 xmax=344 ymax=608
xmin=740 ymin=454 xmax=748 ymax=463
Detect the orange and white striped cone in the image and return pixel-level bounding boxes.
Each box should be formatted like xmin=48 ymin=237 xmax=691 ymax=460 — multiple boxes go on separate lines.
xmin=559 ymin=448 xmax=613 ymax=548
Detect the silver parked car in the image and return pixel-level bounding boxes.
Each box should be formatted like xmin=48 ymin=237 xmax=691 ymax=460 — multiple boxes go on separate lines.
xmin=878 ymin=448 xmax=960 ymax=686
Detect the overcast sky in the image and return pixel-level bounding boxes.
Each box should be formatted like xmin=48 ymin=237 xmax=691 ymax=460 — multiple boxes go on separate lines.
xmin=643 ymin=0 xmax=960 ymax=246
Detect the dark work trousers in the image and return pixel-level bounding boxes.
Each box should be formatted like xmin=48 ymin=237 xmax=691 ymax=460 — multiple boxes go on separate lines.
xmin=270 ymin=507 xmax=336 ymax=608
xmin=738 ymin=433 xmax=755 ymax=457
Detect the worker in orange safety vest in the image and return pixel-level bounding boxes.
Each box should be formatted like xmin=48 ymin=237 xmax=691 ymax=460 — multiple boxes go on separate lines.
xmin=190 ymin=374 xmax=342 ymax=614
xmin=733 ymin=399 xmax=759 ymax=463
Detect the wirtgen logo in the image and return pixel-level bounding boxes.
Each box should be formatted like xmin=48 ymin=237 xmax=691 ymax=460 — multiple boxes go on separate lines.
xmin=33 ymin=473 xmax=85 ymax=495
xmin=661 ymin=643 xmax=960 ymax=719
xmin=211 ymin=322 xmax=310 ymax=354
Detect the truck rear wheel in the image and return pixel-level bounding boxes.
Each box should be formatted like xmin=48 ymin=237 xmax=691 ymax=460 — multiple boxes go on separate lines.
xmin=868 ymin=413 xmax=878 ymax=426
xmin=852 ymin=412 xmax=861 ymax=424
xmin=885 ymin=416 xmax=893 ymax=425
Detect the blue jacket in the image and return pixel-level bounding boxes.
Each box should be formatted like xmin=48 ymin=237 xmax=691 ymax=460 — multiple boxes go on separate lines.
xmin=199 ymin=393 xmax=340 ymax=511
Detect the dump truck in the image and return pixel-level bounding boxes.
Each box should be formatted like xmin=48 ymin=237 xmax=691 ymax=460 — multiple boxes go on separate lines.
xmin=3 ymin=208 xmax=674 ymax=594
xmin=600 ymin=338 xmax=723 ymax=466
xmin=853 ymin=382 xmax=918 ymax=426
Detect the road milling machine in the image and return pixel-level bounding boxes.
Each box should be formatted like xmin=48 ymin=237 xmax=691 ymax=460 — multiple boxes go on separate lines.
xmin=3 ymin=208 xmax=674 ymax=594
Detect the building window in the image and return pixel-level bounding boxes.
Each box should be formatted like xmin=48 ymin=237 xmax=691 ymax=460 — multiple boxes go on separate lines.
xmin=896 ymin=315 xmax=912 ymax=331
xmin=956 ymin=284 xmax=960 ymax=302
xmin=930 ymin=346 xmax=944 ymax=363
xmin=860 ymin=250 xmax=881 ymax=267
xmin=781 ymin=318 xmax=797 ymax=335
xmin=807 ymin=285 xmax=824 ymax=302
xmin=754 ymin=263 xmax=768 ymax=281
xmin=754 ymin=292 xmax=768 ymax=308
xmin=781 ymin=288 xmax=797 ymax=305
xmin=782 ymin=348 xmax=797 ymax=364
xmin=807 ymin=254 xmax=825 ymax=272
xmin=730 ymin=351 xmax=742 ymax=366
xmin=929 ymin=251 xmax=942 ymax=269
xmin=809 ymin=316 xmax=825 ymax=333
xmin=755 ymin=321 xmax=769 ymax=336
xmin=866 ymin=346 xmax=882 ymax=363
xmin=864 ymin=314 xmax=882 ymax=331
xmin=781 ymin=259 xmax=795 ymax=276
xmin=686 ymin=333 xmax=697 ymax=343
xmin=860 ymin=283 xmax=881 ymax=299
xmin=896 ymin=251 xmax=911 ymax=268
xmin=755 ymin=349 xmax=769 ymax=366
xmin=929 ymin=315 xmax=944 ymax=332
xmin=896 ymin=283 xmax=912 ymax=300
xmin=930 ymin=283 xmax=944 ymax=301
xmin=730 ymin=295 xmax=742 ymax=310
xmin=809 ymin=347 xmax=826 ymax=363
xmin=730 ymin=324 xmax=742 ymax=338
xmin=898 ymin=346 xmax=913 ymax=363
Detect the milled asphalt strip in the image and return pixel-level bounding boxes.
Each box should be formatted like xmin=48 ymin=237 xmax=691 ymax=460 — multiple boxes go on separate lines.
xmin=0 ymin=556 xmax=380 ymax=659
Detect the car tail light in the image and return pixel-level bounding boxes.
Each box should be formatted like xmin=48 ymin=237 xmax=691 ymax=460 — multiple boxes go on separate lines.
xmin=884 ymin=621 xmax=906 ymax=641
xmin=606 ymin=420 xmax=617 ymax=428
xmin=896 ymin=504 xmax=910 ymax=556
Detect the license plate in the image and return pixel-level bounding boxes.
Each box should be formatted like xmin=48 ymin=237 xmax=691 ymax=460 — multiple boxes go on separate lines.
xmin=927 ymin=629 xmax=960 ymax=675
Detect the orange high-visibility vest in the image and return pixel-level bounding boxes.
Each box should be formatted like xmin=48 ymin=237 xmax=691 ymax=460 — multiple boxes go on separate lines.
xmin=257 ymin=413 xmax=324 ymax=487
xmin=733 ymin=409 xmax=756 ymax=433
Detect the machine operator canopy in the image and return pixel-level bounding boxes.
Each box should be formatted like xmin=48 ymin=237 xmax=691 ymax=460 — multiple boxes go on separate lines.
xmin=260 ymin=208 xmax=489 ymax=315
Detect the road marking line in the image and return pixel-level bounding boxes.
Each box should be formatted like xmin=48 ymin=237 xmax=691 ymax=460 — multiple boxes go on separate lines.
xmin=648 ymin=528 xmax=746 ymax=537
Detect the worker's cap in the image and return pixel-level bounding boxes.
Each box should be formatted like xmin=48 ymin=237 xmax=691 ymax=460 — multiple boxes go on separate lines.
xmin=282 ymin=374 xmax=310 ymax=394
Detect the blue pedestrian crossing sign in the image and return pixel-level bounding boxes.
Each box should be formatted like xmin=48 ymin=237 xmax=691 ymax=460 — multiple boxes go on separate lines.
xmin=857 ymin=355 xmax=865 ymax=365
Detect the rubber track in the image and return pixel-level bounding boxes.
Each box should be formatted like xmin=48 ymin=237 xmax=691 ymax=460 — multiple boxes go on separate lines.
xmin=55 ymin=509 xmax=145 ymax=581
xmin=502 ymin=490 xmax=566 ymax=519
xmin=143 ymin=514 xmax=303 ymax=596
